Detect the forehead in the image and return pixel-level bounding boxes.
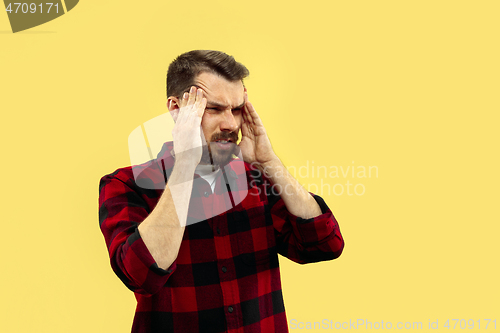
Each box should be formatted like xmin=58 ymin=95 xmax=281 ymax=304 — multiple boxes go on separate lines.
xmin=194 ymin=72 xmax=244 ymax=107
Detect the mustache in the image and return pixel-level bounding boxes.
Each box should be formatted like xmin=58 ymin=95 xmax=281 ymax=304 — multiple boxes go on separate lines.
xmin=210 ymin=132 xmax=238 ymax=143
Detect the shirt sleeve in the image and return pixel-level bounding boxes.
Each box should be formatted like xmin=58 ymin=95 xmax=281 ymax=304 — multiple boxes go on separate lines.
xmin=98 ymin=172 xmax=176 ymax=295
xmin=267 ymin=185 xmax=345 ymax=264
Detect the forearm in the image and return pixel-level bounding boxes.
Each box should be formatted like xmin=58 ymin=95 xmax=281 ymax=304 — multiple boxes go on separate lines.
xmin=137 ymin=160 xmax=195 ymax=270
xmin=260 ymin=157 xmax=322 ymax=219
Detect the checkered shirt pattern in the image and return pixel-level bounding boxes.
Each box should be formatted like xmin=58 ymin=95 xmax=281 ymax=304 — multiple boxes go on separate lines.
xmin=98 ymin=142 xmax=344 ymax=333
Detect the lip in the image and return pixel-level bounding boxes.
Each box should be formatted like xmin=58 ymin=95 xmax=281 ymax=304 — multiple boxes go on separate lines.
xmin=213 ymin=141 xmax=234 ymax=150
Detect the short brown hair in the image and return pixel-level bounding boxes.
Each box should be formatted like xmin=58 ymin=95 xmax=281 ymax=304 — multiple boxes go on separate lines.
xmin=167 ymin=50 xmax=249 ymax=98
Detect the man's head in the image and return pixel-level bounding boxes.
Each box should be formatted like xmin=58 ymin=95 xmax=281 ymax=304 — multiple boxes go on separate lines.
xmin=166 ymin=50 xmax=249 ymax=166
xmin=166 ymin=50 xmax=249 ymax=99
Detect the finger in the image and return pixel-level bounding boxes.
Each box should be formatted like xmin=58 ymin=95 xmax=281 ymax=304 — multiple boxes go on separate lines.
xmin=194 ymin=88 xmax=204 ymax=107
xmin=192 ymin=89 xmax=206 ymax=119
xmin=242 ymin=103 xmax=255 ymax=127
xmin=176 ymin=92 xmax=190 ymax=123
xmin=196 ymin=97 xmax=207 ymax=119
xmin=187 ymin=86 xmax=197 ymax=105
xmin=179 ymin=92 xmax=188 ymax=108
xmin=245 ymin=101 xmax=256 ymax=119
xmin=241 ymin=119 xmax=251 ymax=137
xmin=245 ymin=102 xmax=264 ymax=126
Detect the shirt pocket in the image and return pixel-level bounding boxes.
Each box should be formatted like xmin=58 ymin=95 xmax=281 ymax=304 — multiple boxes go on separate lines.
xmin=232 ymin=205 xmax=275 ymax=266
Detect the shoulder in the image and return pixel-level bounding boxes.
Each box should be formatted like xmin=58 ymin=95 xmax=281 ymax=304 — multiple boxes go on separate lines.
xmin=100 ymin=141 xmax=176 ymax=192
xmin=99 ymin=165 xmax=135 ymax=192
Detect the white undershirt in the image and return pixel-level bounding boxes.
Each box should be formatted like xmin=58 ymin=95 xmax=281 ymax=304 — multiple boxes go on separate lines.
xmin=195 ymin=164 xmax=220 ymax=192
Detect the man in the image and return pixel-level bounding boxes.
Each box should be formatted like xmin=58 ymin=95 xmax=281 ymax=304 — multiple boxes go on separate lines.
xmin=99 ymin=50 xmax=344 ymax=333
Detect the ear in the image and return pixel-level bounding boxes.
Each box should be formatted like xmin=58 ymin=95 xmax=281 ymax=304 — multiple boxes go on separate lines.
xmin=167 ymin=96 xmax=180 ymax=122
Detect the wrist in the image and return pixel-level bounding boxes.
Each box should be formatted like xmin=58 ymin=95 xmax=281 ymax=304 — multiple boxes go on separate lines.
xmin=258 ymin=152 xmax=278 ymax=167
xmin=259 ymin=156 xmax=282 ymax=180
xmin=169 ymin=159 xmax=197 ymax=184
xmin=173 ymin=155 xmax=199 ymax=171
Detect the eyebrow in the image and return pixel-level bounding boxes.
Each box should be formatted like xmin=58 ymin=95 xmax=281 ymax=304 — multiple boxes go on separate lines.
xmin=206 ymin=101 xmax=245 ymax=110
xmin=191 ymin=84 xmax=245 ymax=110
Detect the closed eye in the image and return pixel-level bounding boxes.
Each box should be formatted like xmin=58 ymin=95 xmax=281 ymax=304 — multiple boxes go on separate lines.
xmin=205 ymin=107 xmax=220 ymax=113
xmin=206 ymin=107 xmax=241 ymax=113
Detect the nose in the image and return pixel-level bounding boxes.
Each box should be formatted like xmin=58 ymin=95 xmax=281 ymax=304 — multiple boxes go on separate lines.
xmin=220 ymin=109 xmax=238 ymax=132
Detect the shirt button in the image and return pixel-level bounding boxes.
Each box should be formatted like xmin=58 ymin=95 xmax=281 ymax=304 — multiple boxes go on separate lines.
xmin=203 ymin=191 xmax=209 ymax=197
xmin=216 ymin=227 xmax=221 ymax=234
xmin=221 ymin=266 xmax=227 ymax=273
xmin=228 ymin=306 xmax=233 ymax=313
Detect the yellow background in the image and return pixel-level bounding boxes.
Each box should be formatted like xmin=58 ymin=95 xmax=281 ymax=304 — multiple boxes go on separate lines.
xmin=1 ymin=1 xmax=498 ymax=332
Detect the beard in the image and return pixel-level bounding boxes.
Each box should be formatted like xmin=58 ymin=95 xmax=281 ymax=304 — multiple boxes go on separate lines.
xmin=200 ymin=131 xmax=239 ymax=167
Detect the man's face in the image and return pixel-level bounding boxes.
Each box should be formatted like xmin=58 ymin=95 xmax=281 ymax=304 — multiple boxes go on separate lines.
xmin=193 ymin=72 xmax=245 ymax=166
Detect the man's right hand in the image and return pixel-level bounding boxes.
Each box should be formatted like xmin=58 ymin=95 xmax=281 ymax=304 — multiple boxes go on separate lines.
xmin=171 ymin=86 xmax=207 ymax=168
xmin=138 ymin=88 xmax=206 ymax=270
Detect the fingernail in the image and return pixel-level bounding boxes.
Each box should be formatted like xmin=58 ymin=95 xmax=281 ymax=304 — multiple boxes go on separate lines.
xmin=183 ymin=92 xmax=188 ymax=99
xmin=190 ymin=86 xmax=195 ymax=93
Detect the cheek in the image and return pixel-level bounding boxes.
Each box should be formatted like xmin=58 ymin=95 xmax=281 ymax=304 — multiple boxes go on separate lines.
xmin=201 ymin=113 xmax=215 ymax=128
xmin=201 ymin=115 xmax=217 ymax=137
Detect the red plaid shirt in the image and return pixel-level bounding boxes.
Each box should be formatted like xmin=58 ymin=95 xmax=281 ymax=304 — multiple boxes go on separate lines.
xmin=98 ymin=142 xmax=344 ymax=333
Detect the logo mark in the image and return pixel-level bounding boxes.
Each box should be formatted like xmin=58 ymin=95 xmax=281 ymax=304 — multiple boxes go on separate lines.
xmin=4 ymin=0 xmax=78 ymax=33
xmin=128 ymin=112 xmax=250 ymax=226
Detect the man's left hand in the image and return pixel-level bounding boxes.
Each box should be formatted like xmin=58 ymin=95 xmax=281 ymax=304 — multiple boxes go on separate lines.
xmin=238 ymin=94 xmax=277 ymax=167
